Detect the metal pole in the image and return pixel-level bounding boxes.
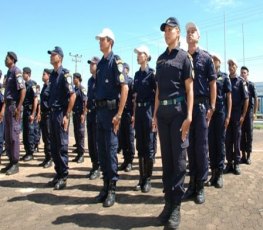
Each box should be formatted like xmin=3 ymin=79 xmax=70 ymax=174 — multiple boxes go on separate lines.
xmin=242 ymin=23 xmax=245 ymax=66
xmin=69 ymin=52 xmax=82 ymax=73
xmin=224 ymin=12 xmax=227 ymax=73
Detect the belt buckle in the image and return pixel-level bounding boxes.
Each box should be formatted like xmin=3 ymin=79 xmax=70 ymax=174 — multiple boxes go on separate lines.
xmin=163 ymin=100 xmax=168 ymax=106
xmin=138 ymin=103 xmax=141 ymax=107
xmin=173 ymin=99 xmax=177 ymax=104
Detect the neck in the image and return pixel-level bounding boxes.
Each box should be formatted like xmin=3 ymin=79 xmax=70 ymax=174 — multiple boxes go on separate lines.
xmin=188 ymin=43 xmax=198 ymax=55
xmin=53 ymin=62 xmax=62 ymax=72
xmin=168 ymin=40 xmax=180 ymax=52
xmin=103 ymin=48 xmax=112 ymax=58
xmin=76 ymin=82 xmax=81 ymax=88
xmin=8 ymin=63 xmax=15 ymax=70
xmin=229 ymin=73 xmax=237 ymax=78
xmin=140 ymin=63 xmax=148 ymax=71
xmin=44 ymin=80 xmax=49 ymax=85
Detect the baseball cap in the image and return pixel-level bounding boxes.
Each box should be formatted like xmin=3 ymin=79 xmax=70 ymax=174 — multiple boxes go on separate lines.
xmin=43 ymin=68 xmax=52 ymax=74
xmin=227 ymin=58 xmax=238 ymax=67
xmin=7 ymin=51 xmax=18 ymax=62
xmin=87 ymin=56 xmax=100 ymax=64
xmin=160 ymin=17 xmax=180 ymax=31
xmin=211 ymin=53 xmax=222 ymax=63
xmin=47 ymin=46 xmax=64 ymax=58
xmin=186 ymin=22 xmax=200 ymax=36
xmin=134 ymin=45 xmax=150 ymax=57
xmin=123 ymin=63 xmax=130 ymax=70
xmin=23 ymin=67 xmax=31 ymax=74
xmin=95 ymin=28 xmax=115 ymax=42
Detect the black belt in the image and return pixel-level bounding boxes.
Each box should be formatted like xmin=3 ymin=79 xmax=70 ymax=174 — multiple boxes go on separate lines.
xmin=24 ymin=105 xmax=33 ymax=110
xmin=50 ymin=107 xmax=63 ymax=112
xmin=194 ymin=97 xmax=209 ymax=105
xmin=96 ymin=99 xmax=118 ymax=110
xmin=136 ymin=102 xmax=151 ymax=107
xmin=5 ymin=100 xmax=16 ymax=106
xmin=159 ymin=96 xmax=184 ymax=106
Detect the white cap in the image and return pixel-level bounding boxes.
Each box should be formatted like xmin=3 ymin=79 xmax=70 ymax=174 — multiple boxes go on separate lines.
xmin=185 ymin=22 xmax=200 ymax=36
xmin=134 ymin=45 xmax=150 ymax=57
xmin=211 ymin=53 xmax=222 ymax=63
xmin=95 ymin=28 xmax=115 ymax=42
xmin=227 ymin=58 xmax=238 ymax=67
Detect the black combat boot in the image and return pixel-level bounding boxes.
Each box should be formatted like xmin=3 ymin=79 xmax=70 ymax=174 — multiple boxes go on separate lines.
xmin=103 ymin=180 xmax=116 ymax=207
xmin=95 ymin=180 xmax=109 ymax=203
xmin=158 ymin=193 xmax=173 ymax=225
xmin=215 ymin=169 xmax=223 ymax=188
xmin=6 ymin=163 xmax=19 ymax=175
xmin=164 ymin=205 xmax=181 ymax=230
xmin=182 ymin=176 xmax=196 ymax=201
xmin=224 ymin=162 xmax=234 ymax=174
xmin=141 ymin=158 xmax=153 ymax=193
xmin=234 ymin=163 xmax=241 ymax=175
xmin=135 ymin=157 xmax=145 ymax=191
xmin=240 ymin=151 xmax=247 ymax=164
xmin=246 ymin=152 xmax=251 ymax=165
xmin=195 ymin=181 xmax=205 ymax=204
xmin=206 ymin=169 xmax=216 ymax=187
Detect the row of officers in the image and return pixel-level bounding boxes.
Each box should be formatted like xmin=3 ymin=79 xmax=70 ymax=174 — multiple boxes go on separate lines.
xmin=0 ymin=17 xmax=258 ymax=230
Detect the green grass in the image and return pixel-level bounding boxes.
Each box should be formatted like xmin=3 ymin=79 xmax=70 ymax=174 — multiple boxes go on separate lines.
xmin=254 ymin=124 xmax=263 ymax=129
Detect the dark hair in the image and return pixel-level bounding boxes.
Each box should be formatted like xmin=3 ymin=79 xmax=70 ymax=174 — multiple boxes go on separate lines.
xmin=147 ymin=55 xmax=152 ymax=62
xmin=241 ymin=66 xmax=249 ymax=72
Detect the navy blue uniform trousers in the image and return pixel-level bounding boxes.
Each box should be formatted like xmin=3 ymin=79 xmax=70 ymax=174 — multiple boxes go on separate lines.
xmin=241 ymin=109 xmax=253 ymax=153
xmin=22 ymin=109 xmax=35 ymax=155
xmin=50 ymin=110 xmax=69 ymax=178
xmin=40 ymin=112 xmax=51 ymax=160
xmin=73 ymin=112 xmax=85 ymax=154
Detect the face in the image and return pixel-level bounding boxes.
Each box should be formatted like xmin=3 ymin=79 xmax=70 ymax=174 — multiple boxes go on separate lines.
xmin=137 ymin=52 xmax=148 ymax=65
xmin=212 ymin=58 xmax=221 ymax=72
xmin=124 ymin=67 xmax=129 ymax=75
xmin=187 ymin=27 xmax=199 ymax=44
xmin=89 ymin=63 xmax=97 ymax=75
xmin=42 ymin=72 xmax=49 ymax=82
xmin=164 ymin=25 xmax=179 ymax=46
xmin=73 ymin=77 xmax=80 ymax=86
xmin=50 ymin=53 xmax=62 ymax=66
xmin=99 ymin=37 xmax=112 ymax=53
xmin=241 ymin=69 xmax=249 ymax=80
xmin=22 ymin=72 xmax=30 ymax=81
xmin=5 ymin=55 xmax=13 ymax=68
xmin=228 ymin=62 xmax=237 ymax=75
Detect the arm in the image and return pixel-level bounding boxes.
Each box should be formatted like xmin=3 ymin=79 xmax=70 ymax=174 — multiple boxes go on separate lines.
xmin=29 ymin=96 xmax=38 ymax=123
xmin=112 ymin=83 xmax=128 ymax=134
xmin=0 ymin=102 xmax=5 ymax=123
xmin=63 ymin=92 xmax=76 ymax=131
xmin=206 ymin=79 xmax=217 ymax=125
xmin=254 ymin=96 xmax=258 ymax=120
xmin=152 ymin=86 xmax=159 ymax=132
xmin=224 ymin=92 xmax=232 ymax=129
xmin=240 ymin=98 xmax=249 ymax=126
xmin=15 ymin=88 xmax=26 ymax=121
xmin=180 ymin=78 xmax=194 ymax=141
xmin=131 ymin=92 xmax=137 ymax=128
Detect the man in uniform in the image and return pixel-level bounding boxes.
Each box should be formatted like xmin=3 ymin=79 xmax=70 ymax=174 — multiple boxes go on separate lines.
xmin=240 ymin=66 xmax=257 ymax=165
xmin=207 ymin=54 xmax=232 ymax=188
xmin=0 ymin=52 xmax=26 ymax=175
xmin=0 ymin=70 xmax=5 ymax=164
xmin=86 ymin=56 xmax=100 ymax=180
xmin=34 ymin=84 xmax=41 ymax=153
xmin=118 ymin=63 xmax=135 ymax=172
xmin=39 ymin=69 xmax=52 ymax=168
xmin=94 ymin=28 xmax=128 ymax=207
xmin=72 ymin=72 xmax=86 ymax=163
xmin=224 ymin=59 xmax=249 ymax=175
xmin=183 ymin=22 xmax=217 ymax=204
xmin=21 ymin=67 xmax=38 ymax=161
xmin=47 ymin=46 xmax=76 ymax=190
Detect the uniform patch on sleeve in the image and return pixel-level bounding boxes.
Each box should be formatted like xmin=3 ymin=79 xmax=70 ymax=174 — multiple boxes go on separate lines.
xmin=243 ymin=81 xmax=248 ymax=93
xmin=32 ymin=85 xmax=37 ymax=93
xmin=117 ymin=63 xmax=123 ymax=73
xmin=0 ymin=88 xmax=5 ymax=95
xmin=187 ymin=53 xmax=195 ymax=79
xmin=81 ymin=87 xmax=87 ymax=94
xmin=119 ymin=74 xmax=125 ymax=83
xmin=69 ymin=85 xmax=73 ymax=92
xmin=65 ymin=73 xmax=72 ymax=84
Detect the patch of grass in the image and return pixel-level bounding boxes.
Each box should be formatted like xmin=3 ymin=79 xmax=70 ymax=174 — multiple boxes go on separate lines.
xmin=254 ymin=124 xmax=263 ymax=129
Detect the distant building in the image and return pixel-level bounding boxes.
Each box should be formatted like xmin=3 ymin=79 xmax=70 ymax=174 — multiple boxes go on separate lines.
xmin=255 ymin=82 xmax=263 ymax=114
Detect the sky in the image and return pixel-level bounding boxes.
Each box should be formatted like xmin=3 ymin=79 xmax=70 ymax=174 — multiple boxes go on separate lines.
xmin=1 ymin=0 xmax=263 ymax=86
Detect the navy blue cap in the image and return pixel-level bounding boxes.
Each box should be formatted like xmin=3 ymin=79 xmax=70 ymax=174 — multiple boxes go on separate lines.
xmin=48 ymin=46 xmax=64 ymax=58
xmin=73 ymin=72 xmax=82 ymax=82
xmin=43 ymin=68 xmax=52 ymax=74
xmin=123 ymin=63 xmax=130 ymax=70
xmin=241 ymin=66 xmax=249 ymax=72
xmin=23 ymin=67 xmax=31 ymax=74
xmin=7 ymin=51 xmax=18 ymax=62
xmin=160 ymin=17 xmax=180 ymax=31
xmin=88 ymin=56 xmax=100 ymax=64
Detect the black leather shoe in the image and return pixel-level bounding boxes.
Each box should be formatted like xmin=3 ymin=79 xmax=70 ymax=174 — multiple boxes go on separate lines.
xmin=103 ymin=181 xmax=116 ymax=207
xmin=43 ymin=160 xmax=52 ymax=168
xmin=77 ymin=155 xmax=84 ymax=163
xmin=6 ymin=163 xmax=19 ymax=175
xmin=124 ymin=163 xmax=132 ymax=172
xmin=246 ymin=157 xmax=251 ymax=165
xmin=1 ymin=163 xmax=13 ymax=173
xmin=95 ymin=181 xmax=109 ymax=203
xmin=88 ymin=169 xmax=100 ymax=180
xmin=234 ymin=164 xmax=241 ymax=175
xmin=224 ymin=163 xmax=234 ymax=174
xmin=54 ymin=178 xmax=67 ymax=190
xmin=141 ymin=178 xmax=151 ymax=193
xmin=72 ymin=149 xmax=78 ymax=153
xmin=240 ymin=157 xmax=247 ymax=164
xmin=158 ymin=201 xmax=173 ymax=225
xmin=215 ymin=170 xmax=223 ymax=188
xmin=47 ymin=176 xmax=59 ymax=187
xmin=206 ymin=169 xmax=216 ymax=187
xmin=195 ymin=181 xmax=205 ymax=204
xmin=22 ymin=154 xmax=33 ymax=161
xmin=118 ymin=162 xmax=128 ymax=171
xmin=73 ymin=143 xmax=77 ymax=147
xmin=164 ymin=205 xmax=181 ymax=230
xmin=182 ymin=176 xmax=196 ymax=201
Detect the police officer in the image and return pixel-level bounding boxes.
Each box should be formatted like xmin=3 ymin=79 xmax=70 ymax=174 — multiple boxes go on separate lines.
xmin=0 ymin=52 xmax=26 ymax=175
xmin=94 ymin=28 xmax=128 ymax=207
xmin=21 ymin=67 xmax=38 ymax=161
xmin=133 ymin=45 xmax=156 ymax=193
xmin=0 ymin=70 xmax=5 ymax=163
xmin=86 ymin=56 xmax=100 ymax=180
xmin=47 ymin=46 xmax=76 ymax=190
xmin=152 ymin=17 xmax=194 ymax=229
xmin=224 ymin=59 xmax=249 ymax=175
xmin=34 ymin=84 xmax=41 ymax=152
xmin=183 ymin=22 xmax=217 ymax=204
xmin=72 ymin=72 xmax=86 ymax=163
xmin=118 ymin=63 xmax=135 ymax=172
xmin=207 ymin=54 xmax=232 ymax=188
xmin=240 ymin=66 xmax=258 ymax=165
xmin=39 ymin=69 xmax=52 ymax=168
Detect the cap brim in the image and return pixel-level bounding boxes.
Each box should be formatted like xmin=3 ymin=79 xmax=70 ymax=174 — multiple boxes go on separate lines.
xmin=160 ymin=23 xmax=166 ymax=31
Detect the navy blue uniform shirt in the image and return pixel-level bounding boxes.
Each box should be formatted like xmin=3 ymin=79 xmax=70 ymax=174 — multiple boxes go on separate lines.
xmin=123 ymin=76 xmax=134 ymax=114
xmin=156 ymin=47 xmax=193 ymax=100
xmin=133 ymin=66 xmax=156 ymax=103
xmin=40 ymin=82 xmax=51 ymax=113
xmin=48 ymin=66 xmax=74 ymax=111
xmin=23 ymin=79 xmax=37 ymax=108
xmin=95 ymin=52 xmax=127 ymax=101
xmin=191 ymin=48 xmax=217 ymax=97
xmin=87 ymin=76 xmax=96 ymax=110
xmin=4 ymin=66 xmax=25 ymax=102
xmin=73 ymin=85 xmax=87 ymax=113
xmin=215 ymin=71 xmax=232 ymax=110
xmin=0 ymin=86 xmax=4 ymax=111
xmin=230 ymin=75 xmax=249 ymax=120
xmin=246 ymin=81 xmax=257 ymax=110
